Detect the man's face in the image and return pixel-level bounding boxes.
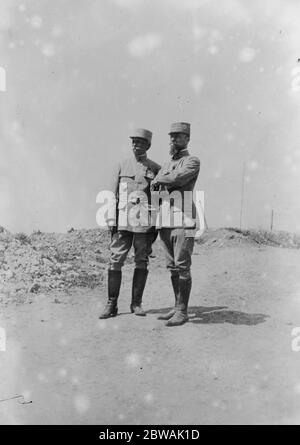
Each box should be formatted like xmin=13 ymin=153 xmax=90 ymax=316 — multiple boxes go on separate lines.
xmin=169 ymin=132 xmax=189 ymax=150
xmin=131 ymin=137 xmax=149 ymax=156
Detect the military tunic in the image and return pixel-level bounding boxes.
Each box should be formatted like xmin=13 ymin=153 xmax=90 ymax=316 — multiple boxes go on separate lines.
xmin=154 ymin=149 xmax=200 ymax=279
xmin=108 ymin=154 xmax=160 ymax=271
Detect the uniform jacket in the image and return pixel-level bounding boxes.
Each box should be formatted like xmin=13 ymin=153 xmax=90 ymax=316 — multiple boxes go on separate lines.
xmin=154 ymin=149 xmax=200 ymax=229
xmin=108 ymin=154 xmax=161 ymax=233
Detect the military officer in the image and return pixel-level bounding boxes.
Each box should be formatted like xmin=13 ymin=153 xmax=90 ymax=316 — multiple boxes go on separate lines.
xmin=99 ymin=128 xmax=161 ymax=319
xmin=151 ymin=122 xmax=200 ymax=326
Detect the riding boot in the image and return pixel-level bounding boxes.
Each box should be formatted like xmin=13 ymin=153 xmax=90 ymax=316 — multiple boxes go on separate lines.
xmin=166 ymin=277 xmax=191 ymax=327
xmin=157 ymin=274 xmax=180 ymax=320
xmin=130 ymin=268 xmax=148 ymax=316
xmin=99 ymin=270 xmax=122 ymax=319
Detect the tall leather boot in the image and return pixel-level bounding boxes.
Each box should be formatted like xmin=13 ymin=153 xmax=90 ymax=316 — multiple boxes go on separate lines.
xmin=166 ymin=277 xmax=192 ymax=327
xmin=157 ymin=274 xmax=180 ymax=320
xmin=99 ymin=269 xmax=122 ymax=319
xmin=130 ymin=268 xmax=148 ymax=316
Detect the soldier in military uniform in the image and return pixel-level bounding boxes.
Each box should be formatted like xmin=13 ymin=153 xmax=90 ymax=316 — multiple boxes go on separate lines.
xmin=99 ymin=128 xmax=160 ymax=319
xmin=151 ymin=122 xmax=200 ymax=326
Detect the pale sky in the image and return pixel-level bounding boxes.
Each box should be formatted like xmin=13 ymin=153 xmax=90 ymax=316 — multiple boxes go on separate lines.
xmin=0 ymin=0 xmax=300 ymax=233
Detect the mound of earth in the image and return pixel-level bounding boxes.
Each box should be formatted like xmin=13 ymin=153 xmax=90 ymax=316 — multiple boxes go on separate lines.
xmin=0 ymin=228 xmax=112 ymax=303
xmin=0 ymin=226 xmax=299 ymax=303
xmin=196 ymin=227 xmax=300 ymax=249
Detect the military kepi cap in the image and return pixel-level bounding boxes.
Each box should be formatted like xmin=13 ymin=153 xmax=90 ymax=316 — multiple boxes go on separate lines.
xmin=130 ymin=128 xmax=152 ymax=144
xmin=169 ymin=122 xmax=191 ymax=136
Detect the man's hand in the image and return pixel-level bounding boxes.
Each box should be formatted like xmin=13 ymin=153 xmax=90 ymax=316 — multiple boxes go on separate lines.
xmin=150 ymin=179 xmax=160 ymax=191
xmin=108 ymin=225 xmax=117 ymax=236
xmin=106 ymin=219 xmax=117 ymax=235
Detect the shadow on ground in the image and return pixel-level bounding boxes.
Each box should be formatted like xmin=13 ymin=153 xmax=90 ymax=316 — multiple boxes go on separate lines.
xmin=147 ymin=305 xmax=269 ymax=326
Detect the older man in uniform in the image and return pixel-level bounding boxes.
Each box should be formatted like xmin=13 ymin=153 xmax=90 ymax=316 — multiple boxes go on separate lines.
xmin=99 ymin=128 xmax=160 ymax=319
xmin=151 ymin=122 xmax=200 ymax=326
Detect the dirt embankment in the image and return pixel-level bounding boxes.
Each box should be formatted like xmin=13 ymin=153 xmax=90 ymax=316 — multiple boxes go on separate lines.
xmin=197 ymin=227 xmax=300 ymax=249
xmin=0 ymin=226 xmax=299 ymax=304
xmin=0 ymin=227 xmax=111 ymax=303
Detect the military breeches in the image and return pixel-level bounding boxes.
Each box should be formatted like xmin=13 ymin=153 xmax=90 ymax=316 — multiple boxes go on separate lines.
xmin=159 ymin=228 xmax=194 ymax=280
xmin=109 ymin=230 xmax=156 ymax=271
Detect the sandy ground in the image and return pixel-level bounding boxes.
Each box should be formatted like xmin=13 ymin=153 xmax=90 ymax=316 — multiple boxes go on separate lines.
xmin=1 ymin=242 xmax=300 ymax=425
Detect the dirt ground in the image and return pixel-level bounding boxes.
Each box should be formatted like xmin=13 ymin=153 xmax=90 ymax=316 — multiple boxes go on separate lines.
xmin=1 ymin=241 xmax=300 ymax=425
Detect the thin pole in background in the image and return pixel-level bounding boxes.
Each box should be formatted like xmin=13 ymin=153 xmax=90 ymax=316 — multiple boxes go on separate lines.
xmin=270 ymin=209 xmax=274 ymax=231
xmin=239 ymin=161 xmax=246 ymax=230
